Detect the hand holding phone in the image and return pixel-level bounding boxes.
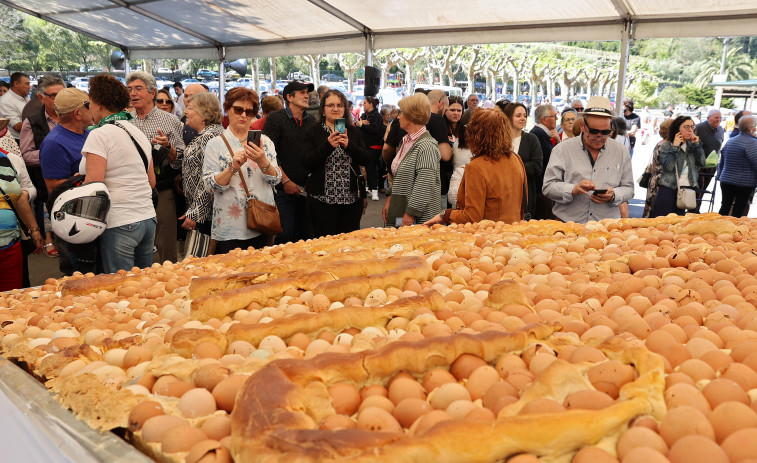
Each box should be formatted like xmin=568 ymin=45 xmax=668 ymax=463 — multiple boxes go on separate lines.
xmin=592 ymin=189 xmax=608 ymax=195
xmin=247 ymin=130 xmax=262 ymax=147
xmin=335 ymin=118 xmax=346 ymax=134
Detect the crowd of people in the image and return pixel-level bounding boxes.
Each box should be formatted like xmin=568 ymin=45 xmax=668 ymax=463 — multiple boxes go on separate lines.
xmin=1 ymin=68 xmax=755 ymax=291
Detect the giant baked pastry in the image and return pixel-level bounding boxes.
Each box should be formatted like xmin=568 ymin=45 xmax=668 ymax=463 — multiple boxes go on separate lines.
xmin=0 ymin=214 xmax=756 ymax=463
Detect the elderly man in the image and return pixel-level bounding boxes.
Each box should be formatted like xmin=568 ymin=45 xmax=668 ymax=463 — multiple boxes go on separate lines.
xmin=570 ymin=99 xmax=584 ymax=113
xmin=542 ymin=96 xmax=634 ymax=223
xmin=0 ymin=72 xmax=30 ymax=144
xmin=39 ymin=88 xmax=94 ymax=274
xmin=126 ymin=70 xmax=185 ymax=264
xmin=181 ymin=83 xmax=208 ymax=145
xmin=693 ymin=109 xmax=724 ymax=212
xmin=718 ymin=115 xmax=757 ymax=217
xmin=465 ymin=93 xmax=480 ymax=112
xmin=531 ymin=104 xmax=560 ymax=166
xmin=263 ymin=80 xmax=316 ymax=245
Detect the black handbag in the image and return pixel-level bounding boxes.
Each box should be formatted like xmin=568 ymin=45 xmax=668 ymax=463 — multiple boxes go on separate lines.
xmin=638 ymin=171 xmax=652 ymax=189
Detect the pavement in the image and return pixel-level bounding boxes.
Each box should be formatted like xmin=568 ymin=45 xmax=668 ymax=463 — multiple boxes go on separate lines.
xmin=25 ymin=133 xmax=736 ymax=287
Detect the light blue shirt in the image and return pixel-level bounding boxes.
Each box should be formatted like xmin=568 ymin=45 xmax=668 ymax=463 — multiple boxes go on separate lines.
xmin=202 ymin=128 xmax=281 ymax=241
xmin=542 ymin=136 xmax=634 ymax=223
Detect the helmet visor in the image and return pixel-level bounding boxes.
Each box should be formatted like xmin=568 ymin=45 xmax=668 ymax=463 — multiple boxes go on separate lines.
xmin=58 ymin=193 xmax=109 ymax=222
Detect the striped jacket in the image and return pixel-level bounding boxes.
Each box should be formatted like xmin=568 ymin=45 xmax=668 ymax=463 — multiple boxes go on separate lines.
xmin=719 ymin=133 xmax=757 ymax=187
xmin=387 ymin=132 xmax=441 ymax=224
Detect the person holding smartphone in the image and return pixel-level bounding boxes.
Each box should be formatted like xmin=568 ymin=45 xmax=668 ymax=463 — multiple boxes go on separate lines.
xmin=650 ymin=115 xmax=706 ymax=217
xmin=202 ymin=87 xmax=281 ymax=254
xmin=302 ymin=89 xmax=369 ymax=238
xmin=542 ymin=96 xmax=634 ymax=223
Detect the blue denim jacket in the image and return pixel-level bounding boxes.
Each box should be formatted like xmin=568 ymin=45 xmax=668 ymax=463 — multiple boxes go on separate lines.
xmin=657 ymin=140 xmax=706 ymax=191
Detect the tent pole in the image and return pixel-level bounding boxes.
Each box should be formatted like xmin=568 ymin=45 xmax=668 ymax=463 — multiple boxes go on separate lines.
xmin=615 ymin=20 xmax=632 ymax=115
xmin=365 ymin=33 xmax=373 ymax=67
xmin=219 ymin=46 xmax=226 ymax=105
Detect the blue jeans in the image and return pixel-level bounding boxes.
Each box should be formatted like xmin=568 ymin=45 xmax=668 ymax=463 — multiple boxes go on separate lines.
xmin=274 ymin=189 xmax=312 ymax=245
xmin=99 ymin=217 xmax=157 ymax=273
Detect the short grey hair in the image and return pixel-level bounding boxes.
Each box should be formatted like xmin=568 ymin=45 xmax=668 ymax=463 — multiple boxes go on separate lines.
xmin=738 ymin=115 xmax=757 ymax=134
xmin=707 ymin=109 xmax=722 ymax=118
xmin=571 ymin=99 xmax=583 ymax=108
xmin=37 ymin=75 xmax=65 ymax=95
xmin=535 ymin=104 xmax=556 ymax=123
xmin=188 ymin=93 xmax=223 ymax=125
xmin=126 ymin=71 xmax=158 ymax=95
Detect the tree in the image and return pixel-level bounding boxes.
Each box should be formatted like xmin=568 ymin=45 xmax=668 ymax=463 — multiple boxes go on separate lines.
xmin=371 ymin=49 xmax=397 ymax=89
xmin=693 ymin=46 xmax=753 ymax=87
xmin=301 ymin=54 xmax=323 ymax=83
xmin=337 ymin=53 xmax=364 ymax=93
xmin=627 ymin=79 xmax=659 ymax=108
xmin=658 ymin=86 xmax=685 ymax=107
xmin=391 ymin=48 xmax=424 ymax=94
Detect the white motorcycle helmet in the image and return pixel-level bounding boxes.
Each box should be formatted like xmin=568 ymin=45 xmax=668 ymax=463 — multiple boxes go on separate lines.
xmin=51 ymin=182 xmax=110 ymax=244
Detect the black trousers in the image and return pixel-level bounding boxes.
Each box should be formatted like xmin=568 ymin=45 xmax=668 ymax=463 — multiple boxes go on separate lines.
xmin=215 ymin=234 xmax=269 ymax=255
xmin=719 ymin=182 xmax=755 ymax=217
xmin=366 ymin=148 xmax=382 ymax=190
xmin=307 ymin=197 xmax=363 ymax=238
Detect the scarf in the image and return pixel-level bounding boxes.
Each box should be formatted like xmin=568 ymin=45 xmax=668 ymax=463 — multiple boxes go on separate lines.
xmin=89 ymin=111 xmax=133 ymax=131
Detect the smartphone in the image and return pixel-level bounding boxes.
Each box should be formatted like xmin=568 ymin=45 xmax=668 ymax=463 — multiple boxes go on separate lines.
xmin=335 ymin=118 xmax=346 ymax=134
xmin=593 ymin=189 xmax=608 ymax=195
xmin=247 ymin=130 xmax=262 ymax=146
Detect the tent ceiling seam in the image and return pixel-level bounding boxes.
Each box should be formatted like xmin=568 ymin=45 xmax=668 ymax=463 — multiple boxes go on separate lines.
xmin=306 ymin=0 xmax=371 ymax=35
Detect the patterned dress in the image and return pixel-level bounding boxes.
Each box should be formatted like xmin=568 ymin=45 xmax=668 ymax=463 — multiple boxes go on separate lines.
xmin=311 ymin=124 xmax=358 ymax=205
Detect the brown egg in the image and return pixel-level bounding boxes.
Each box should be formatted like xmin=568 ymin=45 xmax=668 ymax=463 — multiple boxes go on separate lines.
xmin=328 ymin=383 xmax=361 ymax=416
xmin=587 ymin=360 xmax=636 ymax=399
xmin=450 ymin=354 xmax=487 ymax=380
xmin=430 ymin=382 xmax=471 ymax=410
xmin=123 ymin=346 xmax=153 ymax=369
xmin=393 ymin=398 xmax=432 ymax=428
xmin=572 ymin=446 xmax=618 ymax=463
xmin=616 ymin=426 xmax=669 ymax=460
xmin=194 ymin=341 xmax=223 ymax=360
xmin=356 ymin=407 xmax=402 ymax=432
xmin=193 ymin=364 xmax=231 ymax=392
xmin=699 ymin=349 xmax=733 ymax=374
xmin=359 ymin=395 xmax=395 ymax=413
xmin=667 ymin=434 xmax=729 ymax=463
xmin=388 ymin=377 xmax=427 ymax=406
xmin=464 ymin=406 xmax=496 ymax=422
xmin=141 ymin=414 xmax=188 ymax=442
xmin=422 ymin=369 xmax=457 ymax=393
xmin=128 ymin=401 xmax=164 ymax=432
xmin=200 ymin=415 xmax=232 ymax=441
xmin=359 ymin=384 xmax=388 ymax=400
xmin=720 ymin=427 xmax=757 ymax=462
xmin=678 ymin=359 xmax=716 ymax=383
xmin=495 ymin=353 xmax=527 ymax=378
xmin=709 ymin=401 xmax=757 ymax=443
xmin=412 ymin=410 xmax=454 ymax=436
xmin=564 ymin=390 xmax=615 ymax=410
xmin=659 ymin=405 xmax=715 ymax=447
xmin=702 ymin=378 xmax=750 ymax=409
xmin=212 ymin=375 xmax=247 ymax=412
xmin=320 ymin=414 xmax=357 ymax=430
xmin=622 ymin=447 xmax=671 ymax=463
xmin=665 ymin=383 xmax=711 ymax=415
xmin=466 ymin=366 xmax=500 ymax=401
xmin=445 ymin=399 xmax=477 ymax=420
xmin=160 ymin=424 xmax=207 ymax=453
xmin=185 ymin=440 xmax=232 ymax=463
xmin=161 ymin=380 xmax=195 ymax=399
xmin=723 ymin=363 xmax=757 ymax=390
xmin=628 ymin=255 xmax=653 ymax=273
xmin=178 ymin=387 xmax=217 ymax=418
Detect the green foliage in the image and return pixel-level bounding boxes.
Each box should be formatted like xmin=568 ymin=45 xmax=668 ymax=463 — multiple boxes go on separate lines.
xmin=626 ymin=80 xmax=659 ymax=108
xmin=658 ymin=86 xmax=685 ymax=107
xmin=679 ymin=83 xmax=715 ymax=107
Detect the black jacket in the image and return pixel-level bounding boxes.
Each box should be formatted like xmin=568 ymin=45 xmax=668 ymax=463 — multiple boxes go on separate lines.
xmin=302 ymin=123 xmax=369 ymax=197
xmin=517 ymin=131 xmax=543 ymax=219
xmin=358 ymin=109 xmax=384 ymax=148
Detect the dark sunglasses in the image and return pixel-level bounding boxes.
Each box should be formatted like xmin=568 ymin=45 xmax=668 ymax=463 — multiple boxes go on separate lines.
xmin=83 ymin=101 xmax=89 ymax=109
xmin=584 ymin=120 xmax=612 ymax=136
xmin=231 ymin=106 xmax=255 ymax=117
xmin=155 ymin=98 xmax=171 ymax=104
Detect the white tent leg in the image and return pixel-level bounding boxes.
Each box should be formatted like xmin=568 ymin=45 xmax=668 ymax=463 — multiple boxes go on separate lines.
xmin=219 ymin=47 xmax=226 ymax=105
xmin=365 ymin=34 xmax=373 ymax=67
xmin=615 ymin=20 xmax=632 ymax=114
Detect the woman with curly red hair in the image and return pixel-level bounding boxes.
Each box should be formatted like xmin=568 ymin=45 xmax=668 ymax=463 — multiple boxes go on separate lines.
xmin=425 ymin=109 xmax=526 ymax=225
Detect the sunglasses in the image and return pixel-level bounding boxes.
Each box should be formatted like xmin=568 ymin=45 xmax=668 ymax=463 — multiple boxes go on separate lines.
xmin=231 ymin=106 xmax=255 ymax=117
xmin=82 ymin=101 xmax=89 ymax=109
xmin=584 ymin=120 xmax=612 ymax=136
xmin=155 ymin=99 xmax=171 ymax=104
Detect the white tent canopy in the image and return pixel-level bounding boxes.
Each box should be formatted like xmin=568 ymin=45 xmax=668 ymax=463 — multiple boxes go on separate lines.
xmin=2 ymin=0 xmax=756 ymax=60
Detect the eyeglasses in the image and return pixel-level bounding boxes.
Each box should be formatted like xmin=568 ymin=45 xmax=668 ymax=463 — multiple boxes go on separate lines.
xmin=545 ymin=114 xmax=557 ymax=119
xmin=681 ymin=124 xmax=695 ymax=130
xmin=231 ymin=106 xmax=255 ymax=117
xmin=574 ymin=107 xmax=584 ymax=111
xmin=82 ymin=101 xmax=89 ymax=109
xmin=43 ymin=92 xmax=58 ymax=99
xmin=325 ymin=103 xmax=344 ymax=109
xmin=127 ymin=86 xmax=146 ymax=93
xmin=155 ymin=99 xmax=170 ymax=104
xmin=584 ymin=120 xmax=612 ymax=136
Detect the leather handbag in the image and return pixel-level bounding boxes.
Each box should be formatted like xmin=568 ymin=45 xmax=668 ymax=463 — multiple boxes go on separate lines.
xmin=674 ymin=159 xmax=697 ymax=210
xmin=220 ymin=134 xmax=282 ymax=236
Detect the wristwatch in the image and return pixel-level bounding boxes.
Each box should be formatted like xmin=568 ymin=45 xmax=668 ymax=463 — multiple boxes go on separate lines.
xmin=230 ymin=166 xmax=239 ymax=174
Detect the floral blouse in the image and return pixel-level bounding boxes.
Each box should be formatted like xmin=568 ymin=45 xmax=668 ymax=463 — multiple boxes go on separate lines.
xmin=311 ymin=124 xmax=358 ymax=205
xmin=182 ymin=123 xmax=224 ymax=224
xmin=202 ymin=128 xmax=281 ymax=241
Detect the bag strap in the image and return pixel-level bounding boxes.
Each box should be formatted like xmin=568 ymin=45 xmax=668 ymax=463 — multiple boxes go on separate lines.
xmin=220 ymin=133 xmax=251 ymax=199
xmin=113 ymin=122 xmax=150 ymax=173
xmin=0 ymin=184 xmax=25 ymax=234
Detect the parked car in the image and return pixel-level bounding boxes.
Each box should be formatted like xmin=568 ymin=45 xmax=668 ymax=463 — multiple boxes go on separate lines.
xmin=377 ymin=87 xmax=402 ymax=107
xmin=196 ymin=69 xmax=218 ymax=80
xmin=321 ymin=73 xmax=342 ymax=82
xmin=72 ymin=77 xmax=89 ymax=91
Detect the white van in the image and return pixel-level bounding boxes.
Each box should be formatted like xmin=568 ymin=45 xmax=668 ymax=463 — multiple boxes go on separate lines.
xmin=414 ymin=84 xmax=463 ymax=98
xmin=377 ymin=87 xmax=402 ymax=107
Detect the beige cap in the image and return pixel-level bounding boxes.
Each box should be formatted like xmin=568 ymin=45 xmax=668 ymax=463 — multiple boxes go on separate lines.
xmin=584 ymin=96 xmax=614 ymax=117
xmin=54 ymin=88 xmax=89 ymax=115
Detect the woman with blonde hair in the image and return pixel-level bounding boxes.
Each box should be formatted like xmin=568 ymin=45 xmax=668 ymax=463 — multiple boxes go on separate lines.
xmin=381 ymin=93 xmax=441 ymax=226
xmin=425 ymin=109 xmax=526 ymax=225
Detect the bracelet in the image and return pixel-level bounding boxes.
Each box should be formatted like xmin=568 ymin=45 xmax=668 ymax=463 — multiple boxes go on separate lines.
xmin=27 ymin=227 xmax=40 ymax=233
xmin=261 ymin=163 xmax=271 ymax=170
xmin=229 ymin=166 xmax=239 ymax=174
xmin=282 ymin=178 xmax=290 ymax=184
